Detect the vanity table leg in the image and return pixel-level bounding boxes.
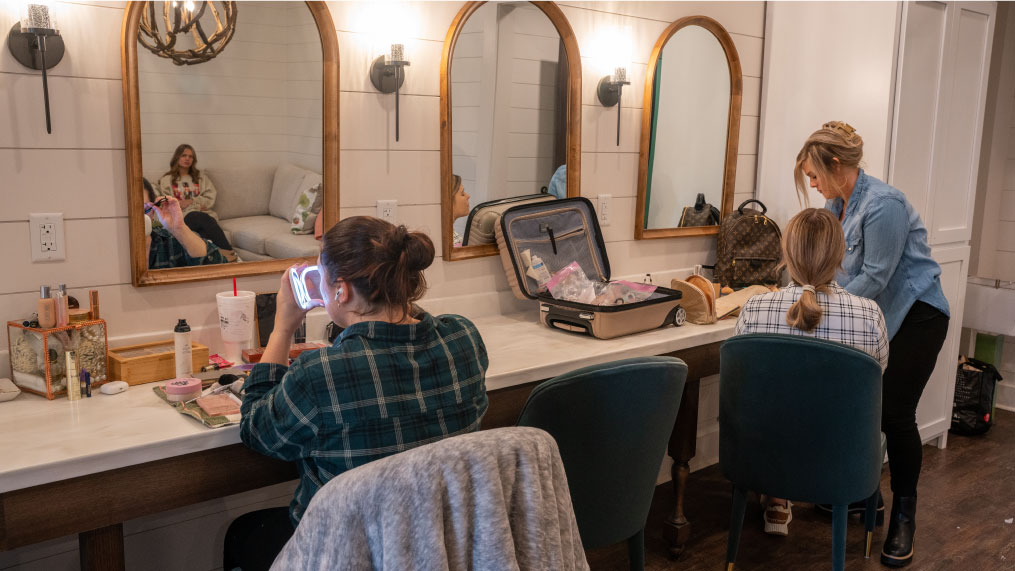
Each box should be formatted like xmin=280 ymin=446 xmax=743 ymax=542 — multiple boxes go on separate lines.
xmin=664 ymin=376 xmax=700 ymax=558
xmin=79 ymin=523 xmax=125 ymax=571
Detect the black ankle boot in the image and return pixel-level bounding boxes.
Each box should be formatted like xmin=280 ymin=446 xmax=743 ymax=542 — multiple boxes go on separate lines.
xmin=881 ymin=496 xmax=916 ymax=567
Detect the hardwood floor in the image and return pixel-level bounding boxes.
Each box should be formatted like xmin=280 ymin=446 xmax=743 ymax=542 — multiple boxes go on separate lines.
xmin=587 ymin=410 xmax=1015 ymax=571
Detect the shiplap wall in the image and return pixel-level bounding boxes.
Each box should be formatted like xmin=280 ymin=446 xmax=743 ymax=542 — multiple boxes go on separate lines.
xmin=0 ymin=2 xmax=763 ymax=569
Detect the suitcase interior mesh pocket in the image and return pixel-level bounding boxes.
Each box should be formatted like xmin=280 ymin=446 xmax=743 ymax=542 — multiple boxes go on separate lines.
xmin=509 ymin=208 xmax=604 ymax=290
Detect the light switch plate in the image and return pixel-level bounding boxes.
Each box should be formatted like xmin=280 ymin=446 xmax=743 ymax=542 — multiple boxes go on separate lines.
xmin=376 ymin=200 xmax=397 ymax=222
xmin=597 ymin=194 xmax=612 ymax=226
xmin=29 ymin=213 xmax=65 ymax=262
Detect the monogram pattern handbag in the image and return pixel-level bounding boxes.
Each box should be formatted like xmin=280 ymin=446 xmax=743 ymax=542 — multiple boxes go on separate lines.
xmin=713 ymin=199 xmax=782 ymax=288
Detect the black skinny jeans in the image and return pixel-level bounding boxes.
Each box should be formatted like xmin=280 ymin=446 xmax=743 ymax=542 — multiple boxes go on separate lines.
xmin=882 ymin=300 xmax=949 ymax=497
xmin=184 ymin=211 xmax=232 ymax=251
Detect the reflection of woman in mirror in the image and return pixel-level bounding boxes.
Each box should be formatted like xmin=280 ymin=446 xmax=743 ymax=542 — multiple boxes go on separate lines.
xmin=451 ymin=174 xmax=471 ymax=246
xmin=156 ymin=144 xmax=237 ymax=262
xmin=143 ymin=179 xmax=227 ymax=269
xmin=228 ymin=216 xmax=489 ymax=569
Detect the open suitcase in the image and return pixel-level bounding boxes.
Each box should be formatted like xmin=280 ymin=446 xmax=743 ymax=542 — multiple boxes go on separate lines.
xmin=495 ymin=197 xmax=684 ymax=339
xmin=463 ymin=193 xmax=557 ymax=246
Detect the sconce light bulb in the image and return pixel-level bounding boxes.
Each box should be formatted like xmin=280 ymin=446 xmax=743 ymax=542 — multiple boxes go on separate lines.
xmin=390 ymin=43 xmax=405 ymax=63
xmin=184 ymin=0 xmax=196 ymax=13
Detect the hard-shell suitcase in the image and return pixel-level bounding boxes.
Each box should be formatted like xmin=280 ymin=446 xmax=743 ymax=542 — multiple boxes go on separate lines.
xmin=494 ymin=197 xmax=684 ymax=339
xmin=463 ymin=193 xmax=557 ymax=246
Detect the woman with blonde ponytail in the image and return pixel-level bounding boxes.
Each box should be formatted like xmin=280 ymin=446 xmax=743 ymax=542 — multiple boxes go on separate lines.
xmin=735 ymin=207 xmax=889 ymax=537
xmin=796 ymin=121 xmax=950 ymax=568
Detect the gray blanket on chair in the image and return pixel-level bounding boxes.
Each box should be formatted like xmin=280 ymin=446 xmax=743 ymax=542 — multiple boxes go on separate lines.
xmin=270 ymin=427 xmax=589 ymax=571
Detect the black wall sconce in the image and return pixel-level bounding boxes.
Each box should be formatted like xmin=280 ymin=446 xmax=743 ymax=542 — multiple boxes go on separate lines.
xmin=8 ymin=3 xmax=65 ymax=134
xmin=369 ymin=44 xmax=410 ymax=142
xmin=597 ymin=67 xmax=630 ymax=147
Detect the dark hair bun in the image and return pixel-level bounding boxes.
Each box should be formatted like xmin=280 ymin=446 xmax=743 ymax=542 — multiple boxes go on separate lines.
xmin=404 ymin=230 xmax=435 ymax=272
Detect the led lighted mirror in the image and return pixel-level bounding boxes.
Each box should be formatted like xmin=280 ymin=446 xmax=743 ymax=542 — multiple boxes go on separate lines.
xmin=635 ymin=16 xmax=741 ymax=240
xmin=440 ymin=1 xmax=581 ymax=261
xmin=122 ymin=1 xmax=339 ymax=286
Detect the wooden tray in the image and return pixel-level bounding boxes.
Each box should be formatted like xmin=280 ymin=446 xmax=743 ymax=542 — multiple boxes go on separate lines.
xmin=107 ymin=340 xmax=210 ymax=386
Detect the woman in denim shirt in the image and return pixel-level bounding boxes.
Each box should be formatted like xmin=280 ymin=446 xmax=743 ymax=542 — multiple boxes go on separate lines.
xmin=795 ymin=122 xmax=949 ymax=568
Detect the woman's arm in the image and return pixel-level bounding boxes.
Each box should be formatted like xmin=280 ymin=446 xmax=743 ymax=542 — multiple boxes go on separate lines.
xmin=153 ymin=197 xmax=208 ymax=257
xmin=843 ymin=197 xmax=909 ymax=299
xmin=240 ymin=362 xmax=320 ymax=461
xmin=191 ymin=173 xmax=217 ymax=212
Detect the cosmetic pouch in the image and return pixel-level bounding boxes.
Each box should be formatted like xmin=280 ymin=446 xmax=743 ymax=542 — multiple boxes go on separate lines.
xmin=494 ymin=197 xmax=683 ymax=339
xmin=463 ymin=193 xmax=557 ymax=246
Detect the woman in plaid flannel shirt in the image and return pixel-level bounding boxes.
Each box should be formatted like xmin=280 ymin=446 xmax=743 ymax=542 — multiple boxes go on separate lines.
xmin=735 ymin=208 xmax=888 ymax=538
xmin=226 ymin=217 xmax=489 ymax=571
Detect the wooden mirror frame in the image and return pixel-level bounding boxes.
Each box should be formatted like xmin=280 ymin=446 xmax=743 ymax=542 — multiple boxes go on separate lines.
xmin=440 ymin=1 xmax=581 ymax=262
xmin=634 ymin=16 xmax=741 ymax=240
xmin=122 ymin=2 xmax=339 ymax=286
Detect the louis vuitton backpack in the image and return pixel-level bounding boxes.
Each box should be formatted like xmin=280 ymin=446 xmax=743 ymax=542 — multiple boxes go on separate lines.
xmin=712 ymin=199 xmax=782 ymax=288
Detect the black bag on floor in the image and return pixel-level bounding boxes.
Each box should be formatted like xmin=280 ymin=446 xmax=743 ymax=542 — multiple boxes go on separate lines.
xmin=950 ymin=356 xmax=1003 ymax=436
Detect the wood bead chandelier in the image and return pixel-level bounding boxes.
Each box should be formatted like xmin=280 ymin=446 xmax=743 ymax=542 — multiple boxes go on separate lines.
xmin=138 ymin=1 xmax=238 ymax=66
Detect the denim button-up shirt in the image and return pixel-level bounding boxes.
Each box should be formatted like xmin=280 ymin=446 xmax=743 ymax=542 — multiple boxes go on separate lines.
xmin=826 ymin=169 xmax=949 ymax=339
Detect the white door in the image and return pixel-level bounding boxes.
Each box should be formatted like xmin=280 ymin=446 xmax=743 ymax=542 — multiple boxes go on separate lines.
xmin=888 ymin=1 xmax=996 ymax=446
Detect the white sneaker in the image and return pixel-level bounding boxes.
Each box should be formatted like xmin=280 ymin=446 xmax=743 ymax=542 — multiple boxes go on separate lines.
xmin=764 ymin=501 xmax=793 ymax=536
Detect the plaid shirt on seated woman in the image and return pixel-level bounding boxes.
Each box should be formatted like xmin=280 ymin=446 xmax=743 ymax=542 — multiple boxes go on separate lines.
xmin=240 ymin=312 xmax=489 ymax=526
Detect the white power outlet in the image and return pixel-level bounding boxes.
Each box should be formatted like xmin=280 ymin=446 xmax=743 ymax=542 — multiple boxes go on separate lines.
xmin=376 ymin=200 xmax=398 ymax=222
xmin=29 ymin=213 xmax=65 ymax=262
xmin=597 ymin=194 xmax=612 ymax=226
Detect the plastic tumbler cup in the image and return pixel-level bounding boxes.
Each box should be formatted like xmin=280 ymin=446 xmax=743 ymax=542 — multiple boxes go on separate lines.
xmin=216 ymin=290 xmax=256 ymax=364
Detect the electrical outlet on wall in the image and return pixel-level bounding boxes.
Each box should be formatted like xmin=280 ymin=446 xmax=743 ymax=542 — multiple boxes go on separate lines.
xmin=376 ymin=200 xmax=398 ymax=222
xmin=29 ymin=213 xmax=65 ymax=262
xmin=597 ymin=194 xmax=612 ymax=226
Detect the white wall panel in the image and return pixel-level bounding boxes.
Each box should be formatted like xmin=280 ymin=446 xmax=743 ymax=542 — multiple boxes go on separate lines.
xmin=0 ymin=75 xmax=123 ymax=149
xmin=887 ymin=1 xmax=948 ymax=219
xmin=757 ymin=1 xmax=900 ymax=226
xmin=929 ymin=5 xmax=993 ymax=244
xmin=0 ymin=149 xmax=127 ymax=221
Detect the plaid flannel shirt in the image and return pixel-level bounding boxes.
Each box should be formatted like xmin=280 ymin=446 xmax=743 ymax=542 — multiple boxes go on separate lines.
xmin=240 ymin=312 xmax=489 ymax=525
xmin=148 ymin=227 xmax=226 ymax=269
xmin=734 ymin=282 xmax=889 ymax=370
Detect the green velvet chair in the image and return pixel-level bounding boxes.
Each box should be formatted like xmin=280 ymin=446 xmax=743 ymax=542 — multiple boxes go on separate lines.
xmin=516 ymin=356 xmax=687 ymax=571
xmin=719 ymin=334 xmax=883 ymax=571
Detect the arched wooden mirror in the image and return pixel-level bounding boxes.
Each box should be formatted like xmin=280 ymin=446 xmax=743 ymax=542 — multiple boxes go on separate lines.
xmin=440 ymin=1 xmax=581 ymax=262
xmin=635 ymin=16 xmax=741 ymax=240
xmin=122 ymin=1 xmax=339 ymax=286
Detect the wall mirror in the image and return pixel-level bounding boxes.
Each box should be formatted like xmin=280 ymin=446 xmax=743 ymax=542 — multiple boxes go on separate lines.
xmin=635 ymin=16 xmax=741 ymax=240
xmin=122 ymin=1 xmax=339 ymax=286
xmin=440 ymin=1 xmax=581 ymax=261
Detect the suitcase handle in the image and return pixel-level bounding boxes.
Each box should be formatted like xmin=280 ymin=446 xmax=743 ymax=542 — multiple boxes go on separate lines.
xmin=737 ymin=199 xmax=768 ymax=215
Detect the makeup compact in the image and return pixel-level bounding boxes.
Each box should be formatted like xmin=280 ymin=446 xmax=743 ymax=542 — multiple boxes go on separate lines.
xmin=164 ymin=377 xmax=202 ymax=402
xmin=289 ymin=265 xmax=324 ymax=310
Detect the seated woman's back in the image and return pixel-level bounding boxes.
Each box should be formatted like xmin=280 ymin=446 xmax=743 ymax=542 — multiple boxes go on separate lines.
xmin=239 ymin=216 xmax=489 ymax=526
xmin=734 ymin=208 xmax=888 ymax=370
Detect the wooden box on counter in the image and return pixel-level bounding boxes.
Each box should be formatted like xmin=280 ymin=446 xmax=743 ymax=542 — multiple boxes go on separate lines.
xmin=107 ymin=340 xmax=210 ymax=385
xmin=7 ymin=319 xmax=110 ymax=400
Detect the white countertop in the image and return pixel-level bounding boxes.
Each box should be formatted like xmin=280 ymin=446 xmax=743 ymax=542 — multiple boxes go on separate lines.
xmin=0 ymin=314 xmax=736 ymax=493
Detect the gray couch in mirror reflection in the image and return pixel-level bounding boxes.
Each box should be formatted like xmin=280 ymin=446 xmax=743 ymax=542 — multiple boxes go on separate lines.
xmin=149 ymin=163 xmax=323 ymax=261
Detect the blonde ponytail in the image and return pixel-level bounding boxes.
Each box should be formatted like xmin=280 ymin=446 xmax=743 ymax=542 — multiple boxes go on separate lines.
xmin=781 ymin=209 xmax=845 ymax=332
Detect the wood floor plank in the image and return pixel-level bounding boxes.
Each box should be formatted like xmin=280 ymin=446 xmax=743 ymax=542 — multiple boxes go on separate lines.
xmin=588 ymin=410 xmax=1015 ymax=570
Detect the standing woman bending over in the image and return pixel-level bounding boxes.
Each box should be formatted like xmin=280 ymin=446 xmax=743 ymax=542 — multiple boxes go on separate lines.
xmin=795 ymin=122 xmax=949 ymax=568
xmin=735 ymin=208 xmax=889 ymax=537
xmin=156 ymin=144 xmax=237 ymax=262
xmin=226 ymin=216 xmax=489 ymax=571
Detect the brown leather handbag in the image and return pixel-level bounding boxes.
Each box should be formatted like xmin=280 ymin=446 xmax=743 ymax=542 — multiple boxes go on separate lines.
xmin=712 ymin=199 xmax=783 ymax=288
